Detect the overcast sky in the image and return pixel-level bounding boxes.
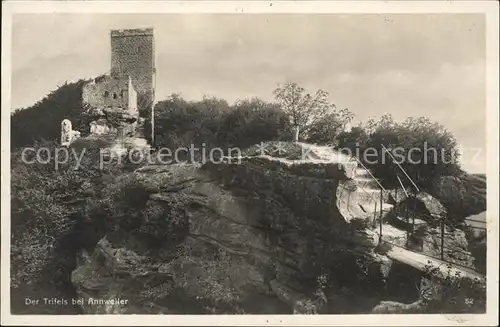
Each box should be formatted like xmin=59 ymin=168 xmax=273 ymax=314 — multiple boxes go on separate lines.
xmin=11 ymin=13 xmax=486 ymax=172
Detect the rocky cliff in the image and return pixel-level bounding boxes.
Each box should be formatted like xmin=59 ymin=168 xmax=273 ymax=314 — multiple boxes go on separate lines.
xmin=71 ymin=147 xmax=388 ymax=314
xmin=69 ymin=143 xmax=483 ymax=314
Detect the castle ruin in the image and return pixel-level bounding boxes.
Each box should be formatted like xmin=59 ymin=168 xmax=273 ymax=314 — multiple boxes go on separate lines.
xmin=65 ymin=28 xmax=156 ymax=154
xmin=110 ymin=28 xmax=155 ymax=115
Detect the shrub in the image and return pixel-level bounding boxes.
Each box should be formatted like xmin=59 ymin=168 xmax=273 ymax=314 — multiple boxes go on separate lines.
xmin=152 ymin=94 xmax=229 ymax=151
xmin=217 ymin=98 xmax=292 ymax=148
xmin=152 ymin=94 xmax=292 ymax=153
xmin=374 ymin=242 xmax=392 ymax=255
xmin=422 ymin=263 xmax=486 ymax=313
xmin=353 ymin=115 xmax=461 ymax=189
xmin=10 ymin=137 xmax=188 ymax=294
xmin=336 ymin=126 xmax=371 ymax=156
xmin=10 ymin=140 xmax=115 ymax=289
xmin=85 ymin=173 xmax=190 ymax=255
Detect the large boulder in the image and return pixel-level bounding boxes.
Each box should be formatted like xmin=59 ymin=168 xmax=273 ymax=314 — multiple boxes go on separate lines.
xmin=201 ymin=155 xmax=349 ymax=227
xmin=385 ymin=191 xmax=475 ymax=269
xmin=71 ymin=239 xmax=172 ymax=314
xmin=390 ymin=191 xmax=447 ymax=227
xmin=371 ymin=300 xmax=424 ymax=313
xmin=421 ymin=226 xmax=474 ymax=269
xmin=387 ymin=187 xmax=416 ymax=205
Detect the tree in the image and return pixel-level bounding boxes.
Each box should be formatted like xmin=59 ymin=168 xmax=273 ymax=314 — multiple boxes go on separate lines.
xmin=273 ymin=82 xmax=335 ymax=142
xmin=11 ymin=79 xmax=91 ymax=149
xmin=362 ymin=114 xmax=461 ymax=188
xmin=153 ymin=94 xmax=292 ymax=151
xmin=336 ymin=125 xmax=370 ymax=156
xmin=218 ymin=98 xmax=291 ymax=148
xmin=152 ymin=94 xmax=229 ymax=150
xmin=306 ymin=107 xmax=354 ymax=145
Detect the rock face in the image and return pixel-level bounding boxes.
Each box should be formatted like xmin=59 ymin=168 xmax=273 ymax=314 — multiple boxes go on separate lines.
xmin=387 ymin=187 xmax=416 ymax=205
xmin=71 ymin=240 xmax=171 ymax=314
xmin=202 ymin=155 xmax=349 ymax=227
xmin=243 ymin=141 xmax=358 ymax=179
xmin=70 ymin=144 xmax=480 ymax=314
xmin=422 ymin=227 xmax=474 ymax=268
xmin=71 ymin=152 xmax=388 ymax=314
xmin=386 ymin=191 xmax=475 ymax=269
xmin=392 ymin=191 xmax=447 ymax=225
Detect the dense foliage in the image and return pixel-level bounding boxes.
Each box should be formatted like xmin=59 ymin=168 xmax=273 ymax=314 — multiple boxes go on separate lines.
xmin=306 ymin=107 xmax=354 ymax=145
xmin=11 ymin=80 xmax=90 ymax=148
xmin=422 ymin=263 xmax=486 ymax=313
xmin=337 ymin=114 xmax=462 ymax=189
xmin=10 ymin=140 xmax=115 ymax=289
xmin=152 ymin=94 xmax=292 ymax=151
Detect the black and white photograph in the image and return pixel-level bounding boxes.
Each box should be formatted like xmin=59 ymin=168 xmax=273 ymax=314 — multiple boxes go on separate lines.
xmin=1 ymin=1 xmax=499 ymax=326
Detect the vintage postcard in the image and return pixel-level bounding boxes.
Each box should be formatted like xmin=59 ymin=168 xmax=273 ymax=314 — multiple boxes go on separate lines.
xmin=1 ymin=1 xmax=499 ymax=326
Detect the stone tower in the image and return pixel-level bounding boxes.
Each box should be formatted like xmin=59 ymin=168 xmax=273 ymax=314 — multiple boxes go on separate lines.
xmin=110 ymin=28 xmax=155 ymax=119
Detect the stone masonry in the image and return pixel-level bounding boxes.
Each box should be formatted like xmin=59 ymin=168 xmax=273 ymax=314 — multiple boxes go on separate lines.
xmin=110 ymin=28 xmax=155 ymax=117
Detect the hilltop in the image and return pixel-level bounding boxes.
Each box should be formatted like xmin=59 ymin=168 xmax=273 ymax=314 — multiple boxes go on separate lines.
xmin=10 ymin=82 xmax=487 ymax=314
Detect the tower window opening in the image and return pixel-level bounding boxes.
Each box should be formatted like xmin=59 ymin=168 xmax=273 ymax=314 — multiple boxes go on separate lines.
xmin=113 ymin=93 xmax=118 ymax=99
xmin=120 ymin=90 xmax=124 ymax=98
xmin=104 ymin=91 xmax=109 ymax=98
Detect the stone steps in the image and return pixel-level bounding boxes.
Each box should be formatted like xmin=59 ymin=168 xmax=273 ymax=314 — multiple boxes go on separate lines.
xmin=354 ymin=177 xmax=383 ymax=190
xmin=338 ymin=158 xmax=399 ymax=224
xmin=354 ymin=168 xmax=371 ymax=177
xmin=355 ymin=187 xmax=388 ymax=205
xmin=360 ymin=202 xmax=394 ymax=214
xmin=337 ymin=184 xmax=394 ymax=224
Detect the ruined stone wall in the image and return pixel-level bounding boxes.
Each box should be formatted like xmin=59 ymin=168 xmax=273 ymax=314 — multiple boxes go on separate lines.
xmin=110 ymin=28 xmax=154 ymax=113
xmin=82 ymin=75 xmax=136 ymax=112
